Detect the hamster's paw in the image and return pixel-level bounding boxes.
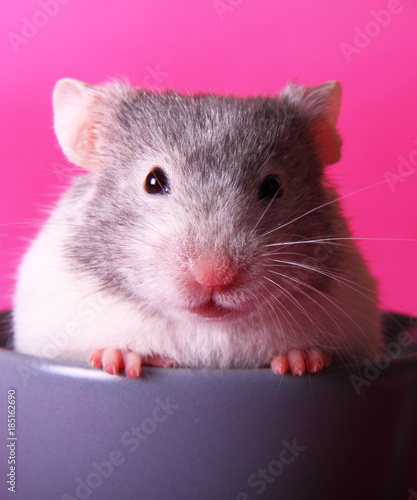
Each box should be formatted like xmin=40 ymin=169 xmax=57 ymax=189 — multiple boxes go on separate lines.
xmin=270 ymin=348 xmax=330 ymax=376
xmin=89 ymin=348 xmax=175 ymax=378
xmin=89 ymin=348 xmax=142 ymax=377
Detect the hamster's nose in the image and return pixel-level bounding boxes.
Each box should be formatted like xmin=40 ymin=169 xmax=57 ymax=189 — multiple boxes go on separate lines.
xmin=190 ymin=254 xmax=237 ymax=291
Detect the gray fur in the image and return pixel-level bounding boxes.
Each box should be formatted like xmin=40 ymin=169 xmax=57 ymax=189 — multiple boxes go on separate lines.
xmin=65 ymin=84 xmax=338 ymax=304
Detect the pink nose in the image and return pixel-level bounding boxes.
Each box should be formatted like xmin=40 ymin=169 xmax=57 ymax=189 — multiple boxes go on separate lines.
xmin=191 ymin=254 xmax=237 ymax=290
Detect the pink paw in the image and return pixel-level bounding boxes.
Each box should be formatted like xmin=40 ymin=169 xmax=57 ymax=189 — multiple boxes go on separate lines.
xmin=270 ymin=348 xmax=330 ymax=376
xmin=89 ymin=349 xmax=175 ymax=378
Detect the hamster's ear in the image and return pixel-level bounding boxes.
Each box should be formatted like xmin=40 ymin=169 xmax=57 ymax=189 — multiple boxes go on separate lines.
xmin=282 ymin=81 xmax=342 ymax=166
xmin=53 ymin=78 xmax=102 ymax=170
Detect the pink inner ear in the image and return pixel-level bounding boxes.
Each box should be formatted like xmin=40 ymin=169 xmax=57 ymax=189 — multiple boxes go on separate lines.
xmin=310 ymin=118 xmax=342 ymax=166
xmin=74 ymin=120 xmax=100 ymax=170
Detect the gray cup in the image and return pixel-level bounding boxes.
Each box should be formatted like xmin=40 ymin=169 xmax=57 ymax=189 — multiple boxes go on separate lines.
xmin=1 ymin=311 xmax=417 ymax=500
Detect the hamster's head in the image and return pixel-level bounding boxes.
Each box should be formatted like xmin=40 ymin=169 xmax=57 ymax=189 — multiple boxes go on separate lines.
xmin=53 ymin=78 xmax=343 ymax=323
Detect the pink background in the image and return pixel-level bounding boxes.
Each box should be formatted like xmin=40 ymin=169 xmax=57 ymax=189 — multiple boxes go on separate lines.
xmin=0 ymin=0 xmax=416 ymax=315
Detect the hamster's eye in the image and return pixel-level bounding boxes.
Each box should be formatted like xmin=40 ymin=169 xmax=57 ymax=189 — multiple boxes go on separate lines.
xmin=145 ymin=168 xmax=171 ymax=195
xmin=258 ymin=175 xmax=282 ymax=201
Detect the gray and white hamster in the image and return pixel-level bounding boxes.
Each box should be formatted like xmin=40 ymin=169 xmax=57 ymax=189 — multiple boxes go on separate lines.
xmin=12 ymin=78 xmax=381 ymax=377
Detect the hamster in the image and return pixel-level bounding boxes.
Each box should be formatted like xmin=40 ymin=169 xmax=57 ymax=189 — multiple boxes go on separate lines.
xmin=12 ymin=78 xmax=382 ymax=377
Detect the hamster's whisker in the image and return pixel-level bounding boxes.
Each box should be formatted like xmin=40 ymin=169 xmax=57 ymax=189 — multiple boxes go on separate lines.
xmin=270 ymin=270 xmax=348 ymax=334
xmin=260 ymin=280 xmax=305 ymax=332
xmin=262 ymin=277 xmax=331 ymax=353
xmin=252 ymin=188 xmax=282 ymax=232
xmin=34 ymin=162 xmax=83 ymax=180
xmin=264 ymin=236 xmax=417 ymax=248
xmin=277 ymin=277 xmax=358 ymax=368
xmin=261 ymin=279 xmax=333 ymax=362
xmin=257 ymin=285 xmax=299 ymax=352
xmin=245 ymin=290 xmax=266 ymax=328
xmin=263 ymin=277 xmax=311 ymax=324
xmin=263 ymin=253 xmax=380 ymax=282
xmin=268 ymin=258 xmax=377 ymax=299
xmin=0 ymin=221 xmax=85 ymax=230
xmin=253 ymin=288 xmax=286 ymax=345
xmin=258 ymin=250 xmax=374 ymax=286
xmin=263 ymin=174 xmax=417 ymax=237
xmin=275 ymin=270 xmax=374 ymax=364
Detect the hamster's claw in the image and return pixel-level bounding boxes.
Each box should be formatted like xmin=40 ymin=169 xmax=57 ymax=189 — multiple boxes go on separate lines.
xmin=122 ymin=350 xmax=143 ymax=378
xmin=270 ymin=348 xmax=330 ymax=376
xmin=89 ymin=349 xmax=175 ymax=378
